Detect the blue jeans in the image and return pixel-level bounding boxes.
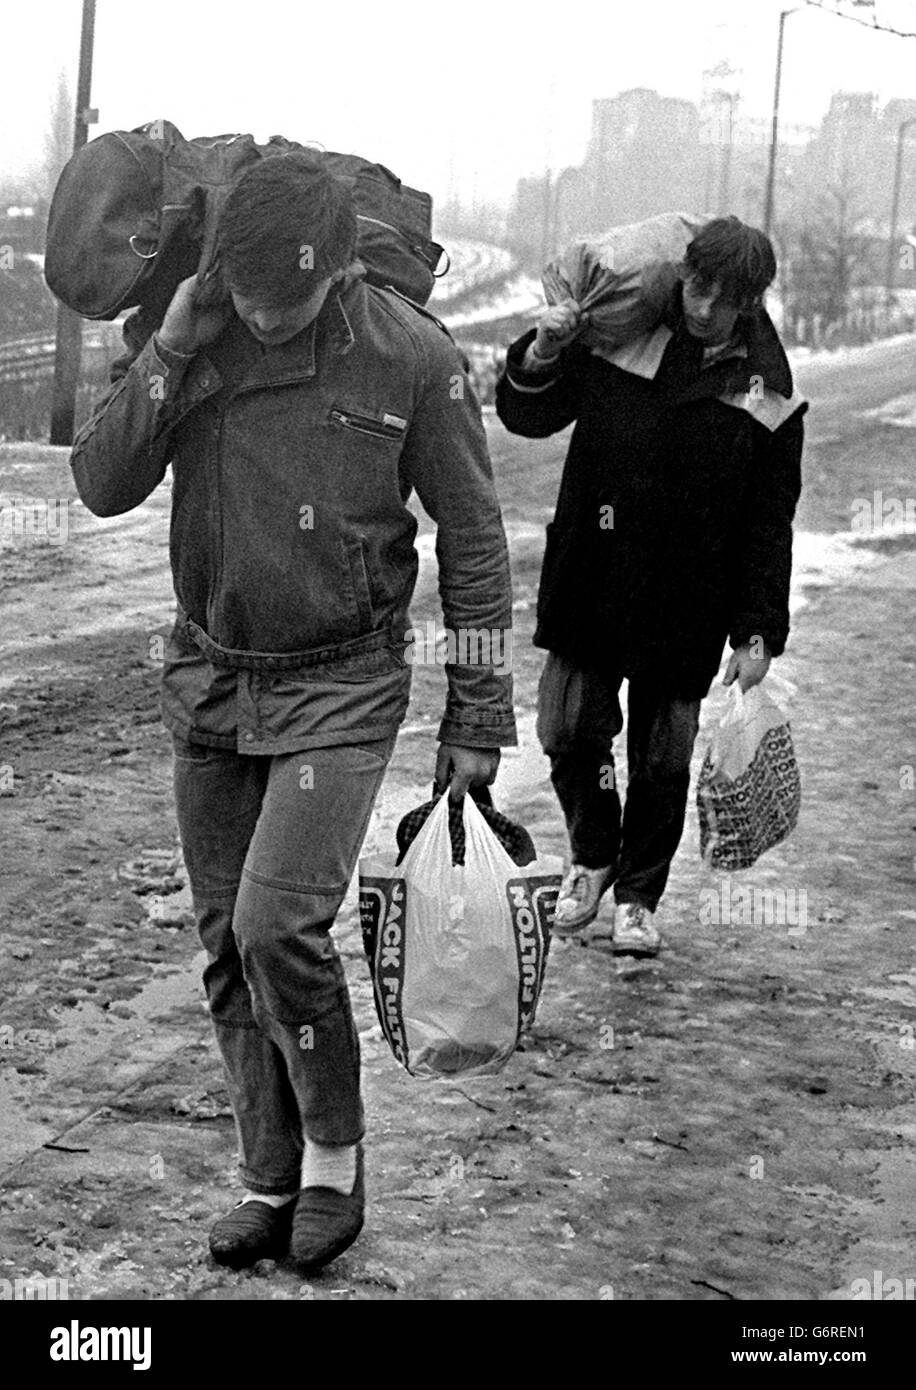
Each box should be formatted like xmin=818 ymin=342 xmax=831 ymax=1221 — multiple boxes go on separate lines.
xmin=536 ymin=653 xmax=700 ymax=911
xmin=173 ymin=736 xmax=394 ymax=1194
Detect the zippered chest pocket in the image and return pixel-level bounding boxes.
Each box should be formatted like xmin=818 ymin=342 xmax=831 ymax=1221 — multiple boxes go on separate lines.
xmin=329 ymin=406 xmax=409 ymax=441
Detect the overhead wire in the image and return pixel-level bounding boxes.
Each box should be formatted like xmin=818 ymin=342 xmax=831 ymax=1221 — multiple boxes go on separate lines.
xmin=804 ymin=0 xmax=916 ymax=39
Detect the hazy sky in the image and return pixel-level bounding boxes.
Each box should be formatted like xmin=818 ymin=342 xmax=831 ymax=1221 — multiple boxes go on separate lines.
xmin=4 ymin=0 xmax=916 ymax=201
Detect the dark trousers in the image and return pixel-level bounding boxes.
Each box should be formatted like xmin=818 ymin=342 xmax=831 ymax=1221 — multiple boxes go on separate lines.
xmin=536 ymin=653 xmax=701 ymax=911
xmin=173 ymin=736 xmax=393 ymax=1194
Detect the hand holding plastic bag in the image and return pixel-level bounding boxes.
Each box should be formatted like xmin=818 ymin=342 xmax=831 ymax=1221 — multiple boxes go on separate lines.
xmin=696 ymin=677 xmax=801 ymax=870
xmin=359 ymin=794 xmax=562 ymax=1079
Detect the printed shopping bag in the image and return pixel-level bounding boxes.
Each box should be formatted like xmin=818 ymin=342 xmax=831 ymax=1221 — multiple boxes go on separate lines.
xmin=359 ymin=794 xmax=562 ymax=1078
xmin=696 ymin=679 xmax=801 ymax=871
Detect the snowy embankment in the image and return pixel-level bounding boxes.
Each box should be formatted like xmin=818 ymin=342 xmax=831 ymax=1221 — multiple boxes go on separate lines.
xmin=429 ymin=238 xmax=541 ymax=338
xmin=428 ymin=239 xmax=516 ymax=304
xmin=787 ymin=332 xmax=916 ymax=371
xmin=433 ymin=239 xmax=916 ymax=367
xmin=443 ymin=275 xmax=542 ymax=330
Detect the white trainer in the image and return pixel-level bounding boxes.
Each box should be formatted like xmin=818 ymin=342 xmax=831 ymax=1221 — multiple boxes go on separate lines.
xmin=552 ymin=863 xmax=615 ymax=936
xmin=611 ymin=902 xmax=661 ymax=956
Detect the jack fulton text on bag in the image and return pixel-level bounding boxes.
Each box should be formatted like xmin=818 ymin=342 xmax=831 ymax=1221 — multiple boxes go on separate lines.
xmin=359 ymin=877 xmax=409 ymax=1067
xmin=506 ymin=877 xmax=558 ymax=1034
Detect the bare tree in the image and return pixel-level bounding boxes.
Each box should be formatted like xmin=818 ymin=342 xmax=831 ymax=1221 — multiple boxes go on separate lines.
xmin=784 ymin=176 xmax=879 ymax=334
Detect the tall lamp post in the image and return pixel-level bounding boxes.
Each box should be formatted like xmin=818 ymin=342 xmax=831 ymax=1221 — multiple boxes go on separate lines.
xmin=763 ymin=8 xmax=800 ymax=237
xmin=49 ymin=0 xmax=97 ymax=447
xmin=717 ymin=91 xmax=739 ymax=214
xmin=550 ymin=166 xmax=581 ymax=254
xmin=885 ymin=117 xmax=916 ymax=304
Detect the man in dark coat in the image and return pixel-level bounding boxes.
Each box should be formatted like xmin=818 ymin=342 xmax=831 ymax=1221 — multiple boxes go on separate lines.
xmin=496 ymin=217 xmax=805 ymax=955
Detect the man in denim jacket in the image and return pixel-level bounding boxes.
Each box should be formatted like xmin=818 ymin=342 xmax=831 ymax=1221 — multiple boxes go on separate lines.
xmin=70 ymin=153 xmax=516 ymax=1272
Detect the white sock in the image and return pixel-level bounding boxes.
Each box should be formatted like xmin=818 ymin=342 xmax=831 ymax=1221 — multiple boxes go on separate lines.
xmin=237 ymin=1189 xmax=298 ymax=1208
xmin=300 ymin=1140 xmax=357 ymax=1195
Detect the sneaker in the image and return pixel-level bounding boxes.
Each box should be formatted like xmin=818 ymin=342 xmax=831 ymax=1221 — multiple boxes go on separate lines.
xmin=552 ymin=863 xmax=615 ymax=935
xmin=611 ymin=902 xmax=661 ymax=957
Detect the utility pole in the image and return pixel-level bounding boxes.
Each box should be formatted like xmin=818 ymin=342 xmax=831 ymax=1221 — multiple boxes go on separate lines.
xmin=763 ymin=9 xmax=797 ymax=237
xmin=702 ymin=60 xmax=741 ymax=219
xmin=540 ymin=171 xmax=553 ymax=264
xmin=885 ymin=117 xmax=916 ymax=304
xmin=540 ymin=73 xmax=558 ymax=263
xmin=49 ymin=0 xmax=97 ymax=446
xmin=551 ymin=168 xmax=570 ymax=255
xmin=704 ymin=146 xmax=716 ymax=213
xmin=717 ymin=92 xmax=738 ymax=214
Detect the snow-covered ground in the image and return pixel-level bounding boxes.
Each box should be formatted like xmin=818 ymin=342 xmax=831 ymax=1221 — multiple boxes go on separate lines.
xmin=442 ymin=273 xmax=542 ymax=328
xmin=434 ymin=239 xmax=916 ymax=362
xmin=429 ymin=239 xmax=516 ymax=304
xmin=787 ymin=331 xmax=916 ymax=369
xmin=790 ymin=523 xmax=916 ymax=615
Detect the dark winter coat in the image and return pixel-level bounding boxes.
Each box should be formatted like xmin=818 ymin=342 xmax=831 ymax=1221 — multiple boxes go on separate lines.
xmin=496 ymin=294 xmax=806 ymax=699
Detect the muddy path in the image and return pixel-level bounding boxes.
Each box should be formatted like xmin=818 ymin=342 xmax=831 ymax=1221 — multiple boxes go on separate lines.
xmin=1 ymin=357 xmax=915 ymax=1300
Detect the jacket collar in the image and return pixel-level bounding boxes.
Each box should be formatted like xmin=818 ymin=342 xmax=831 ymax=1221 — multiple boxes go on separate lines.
xmin=663 ymin=281 xmax=794 ymax=399
xmin=198 ymin=260 xmax=366 ymax=389
xmin=288 ymin=260 xmax=365 ymax=368
xmin=321 ymin=259 xmax=366 ymax=359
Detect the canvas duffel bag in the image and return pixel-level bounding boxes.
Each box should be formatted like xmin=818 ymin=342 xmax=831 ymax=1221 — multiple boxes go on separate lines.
xmin=45 ymin=118 xmax=447 ymax=322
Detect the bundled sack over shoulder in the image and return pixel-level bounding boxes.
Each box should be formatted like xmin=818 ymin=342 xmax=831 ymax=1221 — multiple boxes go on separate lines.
xmin=696 ymin=679 xmax=801 ymax=871
xmin=542 ymin=210 xmax=712 ymax=354
xmin=44 ymin=118 xmax=446 ymax=322
xmin=359 ymin=794 xmax=562 ymax=1079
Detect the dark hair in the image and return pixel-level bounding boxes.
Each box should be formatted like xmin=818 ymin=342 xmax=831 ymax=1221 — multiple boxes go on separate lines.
xmin=218 ymin=152 xmax=357 ymax=303
xmin=683 ymin=216 xmax=776 ymax=311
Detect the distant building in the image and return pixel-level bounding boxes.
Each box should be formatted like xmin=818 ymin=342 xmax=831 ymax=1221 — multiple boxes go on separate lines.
xmin=506 ymin=84 xmax=916 ymax=269
xmin=586 ymin=89 xmax=698 ymax=165
xmin=814 ymin=92 xmax=880 ymax=185
xmin=583 ymin=89 xmax=705 ymax=225
xmin=0 ymin=205 xmax=45 ymax=257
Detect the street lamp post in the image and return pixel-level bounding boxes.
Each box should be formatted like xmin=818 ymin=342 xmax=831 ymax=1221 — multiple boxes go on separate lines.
xmin=763 ymin=8 xmax=799 ymax=237
xmin=541 ymin=170 xmax=554 ymax=264
xmin=550 ymin=167 xmax=581 ymax=253
xmin=885 ymin=117 xmax=916 ymax=304
xmin=49 ymin=0 xmax=97 ymax=447
xmin=717 ymin=92 xmax=738 ymax=214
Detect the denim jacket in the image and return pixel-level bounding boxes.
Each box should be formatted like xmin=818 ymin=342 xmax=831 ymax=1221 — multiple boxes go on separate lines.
xmin=70 ymin=270 xmax=517 ymax=749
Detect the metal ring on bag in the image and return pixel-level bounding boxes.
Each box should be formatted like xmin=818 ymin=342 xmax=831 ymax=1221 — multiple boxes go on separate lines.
xmin=128 ymin=235 xmax=158 ymax=260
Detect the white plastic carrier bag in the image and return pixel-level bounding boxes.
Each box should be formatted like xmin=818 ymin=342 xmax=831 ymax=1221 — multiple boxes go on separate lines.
xmin=359 ymin=794 xmax=562 ymax=1079
xmin=696 ymin=677 xmax=801 ymax=871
